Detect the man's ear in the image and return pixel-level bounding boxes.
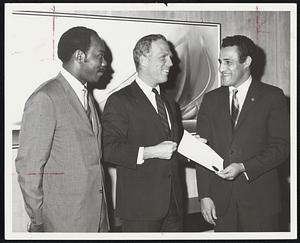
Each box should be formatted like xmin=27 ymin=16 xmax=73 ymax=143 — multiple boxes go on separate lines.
xmin=243 ymin=56 xmax=252 ymax=69
xmin=74 ymin=50 xmax=86 ymax=63
xmin=139 ymin=54 xmax=149 ymax=68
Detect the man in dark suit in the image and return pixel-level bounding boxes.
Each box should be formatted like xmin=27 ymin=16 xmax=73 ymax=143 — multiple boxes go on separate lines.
xmin=196 ymin=35 xmax=289 ymax=232
xmin=102 ymin=34 xmax=184 ymax=232
xmin=15 ymin=26 xmax=109 ymax=232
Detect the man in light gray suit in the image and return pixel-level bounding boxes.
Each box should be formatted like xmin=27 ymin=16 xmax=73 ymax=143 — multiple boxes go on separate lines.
xmin=15 ymin=26 xmax=109 ymax=232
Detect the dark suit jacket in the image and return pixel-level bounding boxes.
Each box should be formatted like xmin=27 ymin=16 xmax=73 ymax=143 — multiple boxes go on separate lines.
xmin=15 ymin=73 xmax=109 ymax=232
xmin=196 ymin=80 xmax=289 ymax=217
xmin=102 ymin=81 xmax=184 ymax=220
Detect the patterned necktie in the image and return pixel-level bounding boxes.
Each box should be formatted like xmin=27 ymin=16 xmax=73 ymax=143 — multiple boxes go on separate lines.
xmin=83 ymin=88 xmax=92 ymax=125
xmin=152 ymin=88 xmax=170 ymax=137
xmin=231 ymin=88 xmax=239 ymax=130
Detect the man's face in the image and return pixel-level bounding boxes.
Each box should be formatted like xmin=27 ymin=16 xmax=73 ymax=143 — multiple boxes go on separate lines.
xmin=80 ymin=35 xmax=107 ymax=84
xmin=218 ymin=46 xmax=249 ymax=88
xmin=143 ymin=39 xmax=173 ymax=87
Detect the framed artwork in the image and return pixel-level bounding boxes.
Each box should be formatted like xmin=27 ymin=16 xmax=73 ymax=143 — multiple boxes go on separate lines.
xmin=6 ymin=5 xmax=221 ymax=131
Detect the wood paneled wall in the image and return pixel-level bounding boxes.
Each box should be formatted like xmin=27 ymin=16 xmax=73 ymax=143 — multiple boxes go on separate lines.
xmin=83 ymin=10 xmax=290 ymax=96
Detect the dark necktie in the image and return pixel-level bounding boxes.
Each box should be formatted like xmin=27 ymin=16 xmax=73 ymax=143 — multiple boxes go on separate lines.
xmin=152 ymin=88 xmax=170 ymax=137
xmin=231 ymin=88 xmax=239 ymax=130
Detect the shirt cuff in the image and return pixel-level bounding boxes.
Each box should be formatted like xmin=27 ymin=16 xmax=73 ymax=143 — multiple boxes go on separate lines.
xmin=240 ymin=163 xmax=249 ymax=180
xmin=137 ymin=147 xmax=144 ymax=164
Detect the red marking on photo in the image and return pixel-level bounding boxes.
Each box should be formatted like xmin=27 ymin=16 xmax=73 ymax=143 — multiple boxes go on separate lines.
xmin=25 ymin=172 xmax=64 ymax=176
xmin=51 ymin=5 xmax=56 ymax=61
xmin=256 ymin=6 xmax=270 ymax=43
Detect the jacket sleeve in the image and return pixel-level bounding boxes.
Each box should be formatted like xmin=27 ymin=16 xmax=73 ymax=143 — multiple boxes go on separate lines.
xmin=101 ymin=94 xmax=139 ymax=169
xmin=195 ymin=94 xmax=213 ymax=200
xmin=243 ymin=89 xmax=290 ymax=181
xmin=15 ymin=91 xmax=56 ymax=226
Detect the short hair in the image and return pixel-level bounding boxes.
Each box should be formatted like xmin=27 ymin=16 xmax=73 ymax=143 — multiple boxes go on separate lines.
xmin=221 ymin=35 xmax=256 ymax=65
xmin=57 ymin=26 xmax=99 ymax=63
xmin=133 ymin=34 xmax=168 ymax=71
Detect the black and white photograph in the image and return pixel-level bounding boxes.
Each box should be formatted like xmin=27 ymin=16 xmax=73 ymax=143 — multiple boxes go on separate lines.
xmin=4 ymin=3 xmax=297 ymax=240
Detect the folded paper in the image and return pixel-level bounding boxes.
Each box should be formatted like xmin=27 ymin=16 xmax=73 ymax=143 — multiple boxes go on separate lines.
xmin=178 ymin=130 xmax=224 ymax=172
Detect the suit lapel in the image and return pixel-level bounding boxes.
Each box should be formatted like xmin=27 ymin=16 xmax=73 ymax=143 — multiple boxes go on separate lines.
xmin=161 ymin=92 xmax=175 ymax=138
xmin=89 ymin=94 xmax=102 ymax=158
xmin=57 ymin=73 xmax=101 ymax=164
xmin=130 ymin=81 xmax=168 ymax=136
xmin=235 ymin=80 xmax=260 ymax=131
xmin=89 ymin=93 xmax=100 ymax=137
xmin=57 ymin=73 xmax=94 ymax=131
xmin=220 ymin=87 xmax=233 ymax=141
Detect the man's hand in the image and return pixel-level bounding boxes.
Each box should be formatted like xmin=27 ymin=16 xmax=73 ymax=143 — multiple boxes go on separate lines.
xmin=217 ymin=163 xmax=245 ymax=180
xmin=200 ymin=197 xmax=217 ymax=226
xmin=143 ymin=141 xmax=177 ymax=160
xmin=27 ymin=222 xmax=44 ymax=232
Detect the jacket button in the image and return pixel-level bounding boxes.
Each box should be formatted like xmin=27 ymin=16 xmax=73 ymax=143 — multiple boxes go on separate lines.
xmin=99 ymin=189 xmax=103 ymax=193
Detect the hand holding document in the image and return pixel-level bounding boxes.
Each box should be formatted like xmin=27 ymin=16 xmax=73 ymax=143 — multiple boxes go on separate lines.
xmin=178 ymin=130 xmax=224 ymax=172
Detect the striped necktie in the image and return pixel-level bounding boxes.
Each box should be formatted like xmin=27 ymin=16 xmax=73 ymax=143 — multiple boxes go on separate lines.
xmin=83 ymin=88 xmax=93 ymax=125
xmin=231 ymin=88 xmax=239 ymax=130
xmin=152 ymin=88 xmax=170 ymax=137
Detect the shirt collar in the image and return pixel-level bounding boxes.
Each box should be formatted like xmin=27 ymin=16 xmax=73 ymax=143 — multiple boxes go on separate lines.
xmin=61 ymin=67 xmax=86 ymax=87
xmin=230 ymin=75 xmax=252 ymax=93
xmin=60 ymin=67 xmax=86 ymax=106
xmin=61 ymin=67 xmax=87 ymax=90
xmin=136 ymin=76 xmax=160 ymax=95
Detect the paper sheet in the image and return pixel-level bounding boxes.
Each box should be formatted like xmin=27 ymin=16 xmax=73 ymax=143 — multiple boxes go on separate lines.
xmin=178 ymin=130 xmax=224 ymax=172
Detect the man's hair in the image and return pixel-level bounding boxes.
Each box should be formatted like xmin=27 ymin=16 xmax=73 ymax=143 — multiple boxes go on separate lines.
xmin=133 ymin=34 xmax=168 ymax=71
xmin=57 ymin=26 xmax=99 ymax=63
xmin=221 ymin=35 xmax=256 ymax=65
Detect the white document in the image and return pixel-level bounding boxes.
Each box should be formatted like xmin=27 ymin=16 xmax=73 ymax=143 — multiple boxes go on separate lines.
xmin=178 ymin=130 xmax=224 ymax=172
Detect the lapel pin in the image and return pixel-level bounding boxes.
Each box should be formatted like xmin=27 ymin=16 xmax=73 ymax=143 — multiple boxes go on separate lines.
xmin=251 ymin=97 xmax=255 ymax=102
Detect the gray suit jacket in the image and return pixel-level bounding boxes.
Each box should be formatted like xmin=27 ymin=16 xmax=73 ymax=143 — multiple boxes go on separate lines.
xmin=15 ymin=73 xmax=109 ymax=232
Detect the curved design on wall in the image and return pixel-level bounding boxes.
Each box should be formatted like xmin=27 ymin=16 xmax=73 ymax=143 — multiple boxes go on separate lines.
xmin=173 ymin=33 xmax=216 ymax=120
